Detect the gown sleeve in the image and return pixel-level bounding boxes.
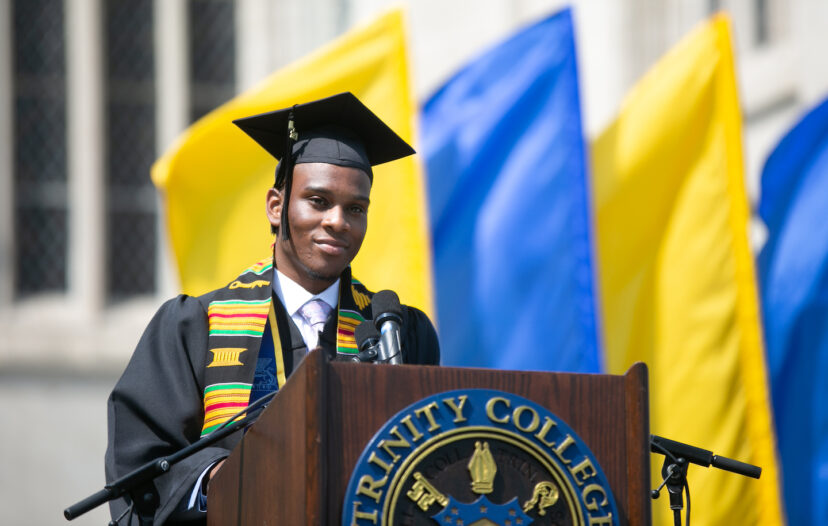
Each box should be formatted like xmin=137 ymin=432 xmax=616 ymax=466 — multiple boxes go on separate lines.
xmin=104 ymin=294 xmax=237 ymax=525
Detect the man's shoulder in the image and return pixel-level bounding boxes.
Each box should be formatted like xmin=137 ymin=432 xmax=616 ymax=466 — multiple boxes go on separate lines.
xmin=188 ymin=256 xmax=276 ymax=306
xmin=152 ymin=277 xmax=268 ymax=321
xmin=339 ymin=271 xmax=439 ymax=365
xmin=346 ymin=274 xmax=430 ymax=319
xmin=399 ymin=304 xmax=440 ymax=366
xmin=149 ymin=293 xmax=210 ymax=324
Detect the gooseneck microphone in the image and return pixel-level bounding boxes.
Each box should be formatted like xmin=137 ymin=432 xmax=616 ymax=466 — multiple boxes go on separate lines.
xmin=372 ymin=290 xmax=403 ymax=364
xmin=354 ymin=321 xmax=381 ymax=362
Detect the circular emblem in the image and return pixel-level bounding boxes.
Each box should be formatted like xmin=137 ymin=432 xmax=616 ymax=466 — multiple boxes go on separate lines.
xmin=343 ymin=389 xmax=619 ymax=526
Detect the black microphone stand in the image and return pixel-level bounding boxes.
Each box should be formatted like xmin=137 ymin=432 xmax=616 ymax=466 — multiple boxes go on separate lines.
xmin=650 ymin=447 xmax=690 ymax=526
xmin=649 ymin=434 xmax=762 ymax=526
xmin=64 ymin=392 xmax=276 ymax=525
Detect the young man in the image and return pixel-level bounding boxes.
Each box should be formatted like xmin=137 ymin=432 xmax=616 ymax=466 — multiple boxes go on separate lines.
xmin=105 ymin=93 xmax=440 ymax=525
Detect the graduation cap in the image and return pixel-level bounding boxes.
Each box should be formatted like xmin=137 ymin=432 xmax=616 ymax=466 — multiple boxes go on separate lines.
xmin=234 ymin=92 xmax=415 ymax=240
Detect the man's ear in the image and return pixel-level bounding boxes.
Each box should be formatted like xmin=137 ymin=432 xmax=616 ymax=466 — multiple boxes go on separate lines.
xmin=266 ymin=187 xmax=283 ymax=231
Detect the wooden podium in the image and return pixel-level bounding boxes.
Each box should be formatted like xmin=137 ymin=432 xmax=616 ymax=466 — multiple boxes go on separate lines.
xmin=208 ymin=350 xmax=651 ymax=525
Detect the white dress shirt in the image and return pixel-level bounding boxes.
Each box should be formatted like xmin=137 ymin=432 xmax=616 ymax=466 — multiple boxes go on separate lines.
xmin=272 ymin=269 xmax=339 ymax=350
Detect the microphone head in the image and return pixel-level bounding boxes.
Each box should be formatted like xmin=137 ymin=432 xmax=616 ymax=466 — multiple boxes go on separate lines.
xmin=355 ymin=320 xmax=381 ymax=351
xmin=372 ymin=290 xmax=403 ymax=328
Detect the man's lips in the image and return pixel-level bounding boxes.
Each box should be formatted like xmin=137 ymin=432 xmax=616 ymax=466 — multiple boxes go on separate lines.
xmin=314 ymin=238 xmax=348 ymax=256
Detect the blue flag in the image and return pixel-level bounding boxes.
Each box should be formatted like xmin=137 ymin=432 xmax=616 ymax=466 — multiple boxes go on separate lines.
xmin=758 ymin=96 xmax=828 ymax=524
xmin=420 ymin=8 xmax=600 ymax=372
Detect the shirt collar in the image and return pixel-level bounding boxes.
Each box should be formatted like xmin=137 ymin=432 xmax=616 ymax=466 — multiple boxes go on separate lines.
xmin=273 ymin=269 xmax=339 ymax=317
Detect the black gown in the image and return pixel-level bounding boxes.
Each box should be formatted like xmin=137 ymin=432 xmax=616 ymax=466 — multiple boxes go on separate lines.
xmin=104 ymin=271 xmax=439 ymax=525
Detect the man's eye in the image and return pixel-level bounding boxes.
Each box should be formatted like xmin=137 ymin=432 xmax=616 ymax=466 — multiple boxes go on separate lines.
xmin=350 ymin=205 xmax=367 ymax=214
xmin=309 ymin=196 xmax=328 ymax=207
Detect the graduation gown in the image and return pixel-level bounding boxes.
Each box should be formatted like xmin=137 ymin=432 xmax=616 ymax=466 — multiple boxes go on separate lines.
xmin=104 ymin=264 xmax=439 ymax=525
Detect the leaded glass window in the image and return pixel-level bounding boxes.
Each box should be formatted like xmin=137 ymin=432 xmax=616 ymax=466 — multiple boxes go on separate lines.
xmin=104 ymin=0 xmax=157 ymax=298
xmin=189 ymin=0 xmax=236 ymax=122
xmin=12 ymin=0 xmax=68 ymax=296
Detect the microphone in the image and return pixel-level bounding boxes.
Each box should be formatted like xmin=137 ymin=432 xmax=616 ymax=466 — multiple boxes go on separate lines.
xmin=372 ymin=290 xmax=403 ymax=364
xmin=354 ymin=321 xmax=381 ymax=362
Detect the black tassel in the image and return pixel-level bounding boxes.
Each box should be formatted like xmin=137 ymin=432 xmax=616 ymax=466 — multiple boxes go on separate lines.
xmin=280 ymin=107 xmax=299 ymax=241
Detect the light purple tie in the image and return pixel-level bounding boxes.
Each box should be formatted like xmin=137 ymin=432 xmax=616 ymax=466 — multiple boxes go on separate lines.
xmin=299 ymin=298 xmax=333 ymax=338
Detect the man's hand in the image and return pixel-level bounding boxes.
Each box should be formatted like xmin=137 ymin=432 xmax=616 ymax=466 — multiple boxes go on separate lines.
xmin=207 ymin=459 xmax=226 ymax=490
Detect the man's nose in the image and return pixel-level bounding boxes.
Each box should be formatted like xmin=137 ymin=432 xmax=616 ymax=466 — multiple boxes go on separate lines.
xmin=322 ymin=206 xmax=349 ymax=231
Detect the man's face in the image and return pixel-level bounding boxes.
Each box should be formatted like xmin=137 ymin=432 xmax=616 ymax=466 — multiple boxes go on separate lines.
xmin=267 ymin=162 xmax=371 ymax=294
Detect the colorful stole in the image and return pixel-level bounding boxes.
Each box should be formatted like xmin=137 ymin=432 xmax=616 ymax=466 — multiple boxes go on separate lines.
xmin=200 ymin=255 xmax=374 ymax=436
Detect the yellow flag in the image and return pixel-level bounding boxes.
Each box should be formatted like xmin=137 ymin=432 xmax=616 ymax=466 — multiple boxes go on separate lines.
xmin=152 ymin=8 xmax=434 ymax=315
xmin=592 ymin=15 xmax=784 ymax=526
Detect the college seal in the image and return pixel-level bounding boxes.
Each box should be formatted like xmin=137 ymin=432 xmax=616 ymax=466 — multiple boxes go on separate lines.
xmin=343 ymin=389 xmax=619 ymax=526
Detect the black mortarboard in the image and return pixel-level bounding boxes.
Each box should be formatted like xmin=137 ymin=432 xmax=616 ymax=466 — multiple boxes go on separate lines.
xmin=233 ymin=92 xmax=415 ymax=240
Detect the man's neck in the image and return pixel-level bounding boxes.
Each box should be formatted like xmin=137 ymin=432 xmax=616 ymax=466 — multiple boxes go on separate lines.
xmin=273 ymin=269 xmax=340 ymax=318
xmin=272 ymin=254 xmax=339 ymax=295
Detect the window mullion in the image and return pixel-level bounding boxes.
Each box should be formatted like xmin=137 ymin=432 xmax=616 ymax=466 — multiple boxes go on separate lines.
xmin=0 ymin=0 xmax=14 ymax=308
xmin=154 ymin=0 xmax=189 ymax=299
xmin=66 ymin=0 xmax=105 ymax=314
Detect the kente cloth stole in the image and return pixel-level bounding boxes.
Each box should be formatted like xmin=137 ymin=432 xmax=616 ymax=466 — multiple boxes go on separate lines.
xmin=200 ymin=255 xmax=374 ymax=436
